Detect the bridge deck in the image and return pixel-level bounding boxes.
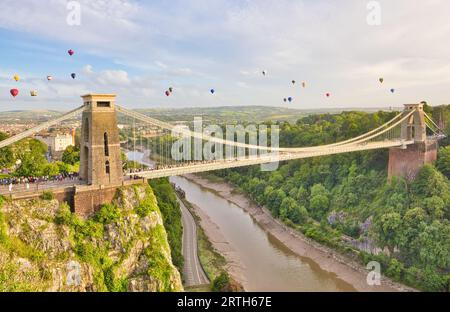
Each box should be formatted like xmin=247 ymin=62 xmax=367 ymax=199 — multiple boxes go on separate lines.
xmin=131 ymin=140 xmax=414 ymax=179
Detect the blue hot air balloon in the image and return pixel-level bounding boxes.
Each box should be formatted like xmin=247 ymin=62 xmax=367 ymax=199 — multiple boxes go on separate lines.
xmin=71 ymin=73 xmax=76 ymax=79
xmin=390 ymin=88 xmax=395 ymax=93
xmin=210 ymin=89 xmax=215 ymax=94
xmin=288 ymin=97 xmax=293 ymax=103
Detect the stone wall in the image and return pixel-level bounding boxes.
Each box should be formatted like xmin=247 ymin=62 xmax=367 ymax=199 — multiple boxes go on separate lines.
xmin=73 ymin=186 xmax=119 ymax=218
xmin=388 ymin=139 xmax=438 ymax=181
xmin=9 ymin=179 xmax=146 ymax=219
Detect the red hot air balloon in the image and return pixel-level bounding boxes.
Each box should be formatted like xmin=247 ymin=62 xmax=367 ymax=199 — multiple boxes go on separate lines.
xmin=10 ymin=89 xmax=19 ymax=97
xmin=165 ymin=90 xmax=170 ymax=96
xmin=68 ymin=49 xmax=74 ymax=56
xmin=326 ymin=93 xmax=331 ymax=97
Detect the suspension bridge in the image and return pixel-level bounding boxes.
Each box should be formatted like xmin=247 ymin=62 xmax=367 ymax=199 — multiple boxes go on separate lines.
xmin=0 ymin=94 xmax=445 ymax=216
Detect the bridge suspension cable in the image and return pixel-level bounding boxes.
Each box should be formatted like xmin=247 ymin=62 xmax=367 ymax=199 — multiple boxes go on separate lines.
xmin=423 ymin=112 xmax=445 ymax=136
xmin=115 ymin=104 xmax=412 ymax=153
xmin=0 ymin=105 xmax=85 ymax=149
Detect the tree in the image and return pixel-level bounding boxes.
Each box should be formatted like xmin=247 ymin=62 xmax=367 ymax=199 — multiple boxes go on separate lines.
xmin=62 ymin=145 xmax=80 ymax=165
xmin=295 ymin=186 xmax=309 ymax=207
xmin=297 ymin=206 xmax=309 ymax=224
xmin=280 ymin=197 xmax=299 ymax=222
xmin=436 ymin=146 xmax=450 ymax=179
xmin=271 ymin=190 xmax=286 ymax=217
xmin=309 ymin=184 xmax=330 ymax=220
xmin=423 ymin=196 xmax=445 ymax=219
xmin=14 ymin=140 xmax=48 ymax=177
xmin=0 ymin=132 xmax=14 ymax=168
xmin=211 ymin=272 xmax=230 ymax=292
xmin=399 ymin=207 xmax=427 ymax=260
xmin=43 ymin=163 xmax=60 ymax=177
xmin=373 ymin=212 xmax=402 ymax=255
xmin=416 ymin=221 xmax=450 ymax=269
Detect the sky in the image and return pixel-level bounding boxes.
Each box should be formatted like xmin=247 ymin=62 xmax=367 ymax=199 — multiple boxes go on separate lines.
xmin=0 ymin=0 xmax=449 ymax=111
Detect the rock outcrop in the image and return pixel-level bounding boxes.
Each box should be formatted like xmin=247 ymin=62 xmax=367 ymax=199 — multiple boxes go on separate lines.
xmin=0 ymin=183 xmax=183 ymax=292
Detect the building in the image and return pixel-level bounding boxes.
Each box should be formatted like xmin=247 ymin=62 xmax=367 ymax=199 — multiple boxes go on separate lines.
xmin=36 ymin=132 xmax=75 ymax=155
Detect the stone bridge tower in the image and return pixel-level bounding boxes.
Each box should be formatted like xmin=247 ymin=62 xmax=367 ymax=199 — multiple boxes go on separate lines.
xmin=388 ymin=103 xmax=438 ymax=181
xmin=79 ymin=94 xmax=123 ymax=186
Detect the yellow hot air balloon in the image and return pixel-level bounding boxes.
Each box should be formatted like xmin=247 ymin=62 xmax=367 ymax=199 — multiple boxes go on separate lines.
xmin=30 ymin=90 xmax=38 ymax=97
xmin=13 ymin=75 xmax=20 ymax=82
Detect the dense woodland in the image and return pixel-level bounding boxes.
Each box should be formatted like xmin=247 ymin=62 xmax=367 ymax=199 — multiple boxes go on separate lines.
xmin=149 ymin=178 xmax=184 ymax=273
xmin=1 ymin=106 xmax=449 ymax=291
xmin=215 ymin=105 xmax=450 ymax=292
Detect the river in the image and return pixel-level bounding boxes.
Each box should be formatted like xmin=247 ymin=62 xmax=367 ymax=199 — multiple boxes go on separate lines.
xmin=127 ymin=150 xmax=355 ymax=291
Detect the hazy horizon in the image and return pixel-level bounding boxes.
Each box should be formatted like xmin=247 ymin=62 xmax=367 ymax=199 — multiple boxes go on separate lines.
xmin=1 ymin=0 xmax=449 ymax=111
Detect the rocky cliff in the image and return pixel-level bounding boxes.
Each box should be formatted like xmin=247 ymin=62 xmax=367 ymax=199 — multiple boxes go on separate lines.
xmin=0 ymin=183 xmax=183 ymax=292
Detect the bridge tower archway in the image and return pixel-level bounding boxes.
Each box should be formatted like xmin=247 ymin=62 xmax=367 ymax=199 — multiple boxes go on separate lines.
xmin=401 ymin=103 xmax=427 ymax=142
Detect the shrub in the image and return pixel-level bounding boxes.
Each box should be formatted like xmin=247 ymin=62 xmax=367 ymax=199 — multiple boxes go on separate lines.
xmin=386 ymin=258 xmax=404 ymax=281
xmin=211 ymin=272 xmax=230 ymax=292
xmin=95 ymin=203 xmax=121 ymax=224
xmin=55 ymin=203 xmax=73 ymax=225
xmin=40 ymin=191 xmax=54 ymax=201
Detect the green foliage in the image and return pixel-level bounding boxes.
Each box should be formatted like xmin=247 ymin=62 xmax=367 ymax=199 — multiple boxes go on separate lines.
xmin=144 ymin=224 xmax=175 ymax=292
xmin=309 ymin=184 xmax=330 ymax=220
xmin=386 ymin=258 xmax=404 ymax=281
xmin=436 ymin=146 xmax=450 ymax=179
xmin=55 ymin=203 xmax=73 ymax=225
xmin=373 ymin=212 xmax=402 ymax=255
xmin=44 ymin=163 xmax=60 ymax=177
xmin=149 ymin=178 xmax=184 ymax=274
xmin=0 ymin=132 xmax=14 ymax=168
xmin=62 ymin=145 xmax=80 ymax=165
xmin=0 ymin=261 xmax=47 ymax=292
xmin=0 ymin=184 xmax=181 ymax=292
xmin=14 ymin=139 xmax=48 ymax=177
xmin=95 ymin=203 xmax=121 ymax=224
xmin=214 ymin=107 xmax=450 ymax=291
xmin=40 ymin=191 xmax=55 ymax=201
xmin=211 ymin=272 xmax=230 ymax=292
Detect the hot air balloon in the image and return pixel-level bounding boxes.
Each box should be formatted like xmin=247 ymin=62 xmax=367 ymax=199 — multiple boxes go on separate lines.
xmin=326 ymin=93 xmax=331 ymax=97
xmin=47 ymin=76 xmax=53 ymax=81
xmin=71 ymin=73 xmax=76 ymax=79
xmin=13 ymin=75 xmax=20 ymax=82
xmin=30 ymin=90 xmax=38 ymax=97
xmin=68 ymin=49 xmax=74 ymax=56
xmin=210 ymin=89 xmax=215 ymax=94
xmin=10 ymin=89 xmax=19 ymax=97
xmin=292 ymin=80 xmax=296 ymax=85
xmin=379 ymin=78 xmax=384 ymax=84
xmin=283 ymin=98 xmax=287 ymax=102
xmin=165 ymin=90 xmax=170 ymax=96
xmin=169 ymin=87 xmax=173 ymax=93
xmin=262 ymin=70 xmax=267 ymax=76
xmin=302 ymin=82 xmax=306 ymax=88
xmin=288 ymin=97 xmax=293 ymax=103
xmin=390 ymin=89 xmax=395 ymax=93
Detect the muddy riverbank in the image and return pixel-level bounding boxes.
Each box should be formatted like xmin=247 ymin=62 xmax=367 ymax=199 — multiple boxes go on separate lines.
xmin=180 ymin=174 xmax=415 ymax=292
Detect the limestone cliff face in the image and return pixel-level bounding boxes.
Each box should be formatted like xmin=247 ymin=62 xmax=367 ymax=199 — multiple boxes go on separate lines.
xmin=0 ymin=184 xmax=183 ymax=292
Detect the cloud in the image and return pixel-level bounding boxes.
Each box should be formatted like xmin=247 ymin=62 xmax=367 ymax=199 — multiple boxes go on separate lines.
xmin=1 ymin=0 xmax=450 ymax=110
xmin=97 ymin=70 xmax=130 ymax=86
xmin=82 ymin=65 xmax=94 ymax=75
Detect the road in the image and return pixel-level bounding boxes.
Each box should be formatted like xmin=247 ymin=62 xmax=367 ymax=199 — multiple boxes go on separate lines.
xmin=178 ymin=197 xmax=209 ymax=287
xmin=125 ymin=150 xmax=209 ymax=287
